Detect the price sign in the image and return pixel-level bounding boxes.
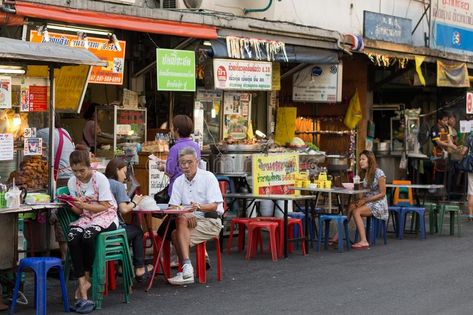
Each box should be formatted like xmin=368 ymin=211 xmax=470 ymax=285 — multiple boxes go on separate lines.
xmin=467 ymin=92 xmax=473 ymax=114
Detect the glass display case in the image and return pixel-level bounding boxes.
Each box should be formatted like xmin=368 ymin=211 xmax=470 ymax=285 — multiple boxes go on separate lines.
xmin=95 ymin=106 xmax=147 ymax=159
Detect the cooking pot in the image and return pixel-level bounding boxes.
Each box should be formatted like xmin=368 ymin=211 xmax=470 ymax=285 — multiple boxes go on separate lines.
xmin=325 ymin=155 xmax=348 ymax=171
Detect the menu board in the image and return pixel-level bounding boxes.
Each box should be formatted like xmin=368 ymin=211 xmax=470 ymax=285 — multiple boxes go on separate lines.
xmin=148 ymin=160 xmax=169 ymax=195
xmin=0 ymin=134 xmax=14 ymax=161
xmin=252 ymin=153 xmax=299 ymax=195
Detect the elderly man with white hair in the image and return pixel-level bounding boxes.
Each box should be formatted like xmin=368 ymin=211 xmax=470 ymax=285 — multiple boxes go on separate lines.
xmin=167 ymin=146 xmax=223 ymax=285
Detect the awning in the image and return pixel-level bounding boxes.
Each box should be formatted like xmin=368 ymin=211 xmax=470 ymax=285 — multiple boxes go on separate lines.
xmin=0 ymin=36 xmax=106 ymax=66
xmin=0 ymin=12 xmax=23 ymax=26
xmin=211 ymin=39 xmax=340 ymax=64
xmin=14 ymin=1 xmax=218 ymax=39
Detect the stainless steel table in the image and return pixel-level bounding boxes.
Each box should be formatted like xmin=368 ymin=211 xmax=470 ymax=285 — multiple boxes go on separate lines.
xmin=291 ymin=187 xmax=369 ymax=213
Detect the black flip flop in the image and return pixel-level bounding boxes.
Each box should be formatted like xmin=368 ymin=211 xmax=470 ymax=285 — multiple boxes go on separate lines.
xmin=135 ymin=265 xmax=152 ymax=283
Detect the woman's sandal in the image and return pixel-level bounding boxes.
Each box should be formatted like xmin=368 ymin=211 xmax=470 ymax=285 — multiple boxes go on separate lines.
xmin=135 ymin=264 xmax=153 ymax=283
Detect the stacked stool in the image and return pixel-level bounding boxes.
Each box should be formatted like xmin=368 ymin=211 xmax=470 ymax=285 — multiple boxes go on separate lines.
xmin=438 ymin=203 xmax=462 ymax=236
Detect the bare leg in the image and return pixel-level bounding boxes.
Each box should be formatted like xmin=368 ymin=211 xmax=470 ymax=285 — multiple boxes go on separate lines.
xmin=352 ymin=206 xmax=372 ymax=246
xmin=77 ymin=274 xmax=91 ymax=300
xmin=59 ymin=241 xmax=68 ymax=261
xmin=468 ymin=194 xmax=473 ymax=217
xmin=175 ymin=216 xmax=191 ymax=261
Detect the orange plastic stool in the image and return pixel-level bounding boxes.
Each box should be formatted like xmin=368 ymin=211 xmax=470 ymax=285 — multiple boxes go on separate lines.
xmin=246 ymin=221 xmax=280 ymax=262
xmin=392 ymin=180 xmax=414 ymax=206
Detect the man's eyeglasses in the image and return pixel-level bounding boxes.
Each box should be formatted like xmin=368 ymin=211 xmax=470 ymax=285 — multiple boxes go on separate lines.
xmin=179 ymin=159 xmax=195 ymax=167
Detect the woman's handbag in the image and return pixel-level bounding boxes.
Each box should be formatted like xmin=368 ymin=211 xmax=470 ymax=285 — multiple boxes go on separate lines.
xmin=455 ymin=134 xmax=473 ymax=172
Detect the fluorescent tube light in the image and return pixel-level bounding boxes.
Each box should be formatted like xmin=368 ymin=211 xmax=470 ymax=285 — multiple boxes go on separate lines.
xmin=0 ymin=66 xmax=25 ymax=74
xmin=47 ymin=24 xmax=111 ymax=36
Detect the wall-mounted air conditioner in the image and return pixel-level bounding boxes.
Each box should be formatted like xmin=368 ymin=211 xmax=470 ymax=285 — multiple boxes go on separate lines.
xmin=162 ymin=0 xmax=203 ymax=9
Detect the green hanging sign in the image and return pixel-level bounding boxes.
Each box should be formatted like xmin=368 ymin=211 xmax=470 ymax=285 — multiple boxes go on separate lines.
xmin=156 ymin=48 xmax=195 ymax=92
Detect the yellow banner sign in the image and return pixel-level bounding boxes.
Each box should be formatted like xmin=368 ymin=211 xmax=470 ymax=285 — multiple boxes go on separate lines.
xmin=274 ymin=107 xmax=297 ymax=146
xmin=30 ymin=30 xmax=126 ymax=85
xmin=437 ymin=60 xmax=470 ymax=88
xmin=252 ymin=153 xmax=299 ymax=195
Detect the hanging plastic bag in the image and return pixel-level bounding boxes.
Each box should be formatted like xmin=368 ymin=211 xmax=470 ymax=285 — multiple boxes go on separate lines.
xmin=344 ymin=89 xmax=363 ymax=129
xmin=399 ymin=152 xmax=408 ymax=170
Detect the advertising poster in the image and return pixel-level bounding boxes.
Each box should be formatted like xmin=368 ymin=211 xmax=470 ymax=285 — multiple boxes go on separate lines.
xmin=252 ymin=153 xmax=299 ymax=195
xmin=223 ymin=92 xmax=251 ymax=140
xmin=29 ymin=86 xmax=48 ymax=112
xmin=213 ymin=59 xmax=272 ymax=90
xmin=156 ymin=48 xmax=196 ymax=92
xmin=0 ymin=133 xmax=14 ymax=161
xmin=0 ymin=76 xmax=12 ymax=109
xmin=24 ymin=128 xmax=36 ymax=138
xmin=30 ymin=30 xmax=126 ymax=85
xmin=24 ymin=138 xmax=42 ymax=156
xmin=20 ymin=86 xmax=29 ymax=112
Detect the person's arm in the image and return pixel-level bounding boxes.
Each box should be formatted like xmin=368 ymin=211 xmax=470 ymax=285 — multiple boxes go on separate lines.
xmin=72 ymin=199 xmax=111 ymax=214
xmin=357 ymin=176 xmax=387 ymax=206
xmin=118 ymin=195 xmax=143 ymax=214
xmin=190 ymin=201 xmax=218 ymax=212
xmin=435 ymin=136 xmax=457 ymax=151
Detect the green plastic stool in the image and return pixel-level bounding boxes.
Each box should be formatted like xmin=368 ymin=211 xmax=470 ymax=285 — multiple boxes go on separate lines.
xmin=438 ymin=204 xmax=462 ymax=236
xmin=423 ymin=202 xmax=439 ymax=234
xmin=92 ymin=229 xmax=134 ymax=310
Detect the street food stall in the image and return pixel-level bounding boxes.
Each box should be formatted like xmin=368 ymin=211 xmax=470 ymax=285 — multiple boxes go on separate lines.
xmin=0 ymin=36 xmax=105 ymax=269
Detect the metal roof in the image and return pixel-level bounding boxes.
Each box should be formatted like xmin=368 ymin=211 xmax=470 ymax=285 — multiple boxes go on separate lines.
xmin=0 ymin=36 xmax=107 ymax=66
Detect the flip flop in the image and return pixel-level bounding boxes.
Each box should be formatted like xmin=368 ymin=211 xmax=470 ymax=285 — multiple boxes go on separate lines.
xmin=75 ymin=299 xmax=95 ymax=314
xmin=351 ymin=243 xmax=369 ymax=250
xmin=135 ymin=264 xmax=153 ymax=283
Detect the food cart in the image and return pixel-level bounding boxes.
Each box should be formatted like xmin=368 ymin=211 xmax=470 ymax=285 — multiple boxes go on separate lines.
xmin=0 ymin=37 xmax=105 ymax=269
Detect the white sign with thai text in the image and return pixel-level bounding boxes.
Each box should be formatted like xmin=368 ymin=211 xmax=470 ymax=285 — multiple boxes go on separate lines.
xmin=0 ymin=134 xmax=13 ymax=161
xmin=213 ymin=59 xmax=272 ymax=90
xmin=148 ymin=160 xmax=169 ymax=196
xmin=292 ymin=64 xmax=342 ymax=103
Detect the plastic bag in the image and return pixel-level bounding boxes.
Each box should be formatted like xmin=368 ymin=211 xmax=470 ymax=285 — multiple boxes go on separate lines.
xmin=344 ymin=89 xmax=362 ymax=129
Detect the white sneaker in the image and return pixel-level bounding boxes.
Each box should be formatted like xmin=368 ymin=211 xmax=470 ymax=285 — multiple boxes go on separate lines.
xmin=168 ymin=272 xmax=194 ymax=285
xmin=182 ymin=263 xmax=194 ymax=279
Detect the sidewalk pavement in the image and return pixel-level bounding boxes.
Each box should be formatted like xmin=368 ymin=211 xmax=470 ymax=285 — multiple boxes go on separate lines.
xmin=12 ymin=218 xmax=473 ymax=315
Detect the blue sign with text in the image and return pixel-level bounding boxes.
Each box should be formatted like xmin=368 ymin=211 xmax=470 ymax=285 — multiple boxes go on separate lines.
xmin=434 ymin=22 xmax=473 ymax=53
xmin=363 ymin=11 xmax=412 ymax=45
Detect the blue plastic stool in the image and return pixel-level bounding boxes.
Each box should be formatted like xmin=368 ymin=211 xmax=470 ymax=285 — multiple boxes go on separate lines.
xmin=10 ymin=257 xmax=69 ymax=315
xmin=316 ymin=215 xmax=350 ymax=253
xmin=366 ymin=217 xmax=387 ymax=245
xmin=388 ymin=206 xmax=402 ymax=237
xmin=288 ymin=212 xmax=316 ymax=250
xmin=399 ymin=207 xmax=426 ymax=240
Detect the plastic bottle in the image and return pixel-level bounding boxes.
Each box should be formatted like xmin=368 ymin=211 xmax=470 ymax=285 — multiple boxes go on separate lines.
xmin=353 ymin=174 xmax=361 ymax=190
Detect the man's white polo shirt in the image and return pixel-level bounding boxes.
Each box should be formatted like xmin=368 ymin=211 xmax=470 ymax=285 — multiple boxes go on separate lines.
xmin=169 ymin=168 xmax=224 ymax=218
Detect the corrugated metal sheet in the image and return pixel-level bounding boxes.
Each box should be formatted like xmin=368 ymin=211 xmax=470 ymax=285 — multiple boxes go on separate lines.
xmin=0 ymin=37 xmax=106 ymax=66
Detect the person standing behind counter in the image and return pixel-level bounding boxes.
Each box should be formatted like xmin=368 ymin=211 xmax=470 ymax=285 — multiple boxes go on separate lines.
xmin=158 ymin=114 xmax=201 ymax=198
xmin=82 ymin=103 xmax=102 ymax=154
xmin=37 ymin=113 xmax=75 ymax=260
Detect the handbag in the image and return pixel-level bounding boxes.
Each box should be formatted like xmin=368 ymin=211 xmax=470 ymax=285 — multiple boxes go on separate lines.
xmin=455 ymin=134 xmax=473 ymax=172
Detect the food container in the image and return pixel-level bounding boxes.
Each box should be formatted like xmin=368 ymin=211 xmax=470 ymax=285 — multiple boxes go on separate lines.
xmin=325 ymin=155 xmax=348 ymax=171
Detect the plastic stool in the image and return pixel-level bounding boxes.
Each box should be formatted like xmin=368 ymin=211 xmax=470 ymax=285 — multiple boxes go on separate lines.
xmin=423 ymin=202 xmax=439 ymax=234
xmin=366 ymin=217 xmax=387 ymax=245
xmin=246 ymin=221 xmax=280 ymax=261
xmin=10 ymin=257 xmax=69 ymax=315
xmin=438 ymin=204 xmax=462 ymax=236
xmin=195 ymin=237 xmax=222 ymax=284
xmin=388 ymin=206 xmax=402 ymax=237
xmin=287 ymin=218 xmax=306 ymax=255
xmin=288 ymin=212 xmax=314 ymax=249
xmin=317 ymin=215 xmax=350 ymax=253
xmin=227 ymin=218 xmax=254 ymax=254
xmin=399 ymin=207 xmax=426 ymax=240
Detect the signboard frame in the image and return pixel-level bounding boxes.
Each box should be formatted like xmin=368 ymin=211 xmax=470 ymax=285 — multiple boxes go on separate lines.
xmin=213 ymin=59 xmax=272 ymax=91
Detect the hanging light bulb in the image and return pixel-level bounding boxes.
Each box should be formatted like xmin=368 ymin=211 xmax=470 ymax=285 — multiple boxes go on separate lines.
xmin=13 ymin=114 xmax=21 ymax=127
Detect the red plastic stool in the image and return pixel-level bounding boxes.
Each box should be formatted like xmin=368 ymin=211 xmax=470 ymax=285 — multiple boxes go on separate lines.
xmin=246 ymin=221 xmax=280 ymax=262
xmin=143 ymin=231 xmax=171 ymax=279
xmin=227 ymin=218 xmax=255 ymax=254
xmin=103 ymin=261 xmax=116 ymax=296
xmin=195 ymin=237 xmax=222 ymax=284
xmin=287 ymin=218 xmax=306 ymax=255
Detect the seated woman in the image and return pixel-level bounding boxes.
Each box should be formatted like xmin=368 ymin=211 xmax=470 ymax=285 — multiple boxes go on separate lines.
xmin=104 ymin=157 xmax=153 ymax=282
xmin=67 ymin=148 xmax=118 ymax=311
xmin=349 ymin=150 xmax=388 ymax=249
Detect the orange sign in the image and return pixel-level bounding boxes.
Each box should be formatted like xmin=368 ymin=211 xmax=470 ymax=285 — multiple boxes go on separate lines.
xmin=30 ymin=30 xmax=126 ymax=85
